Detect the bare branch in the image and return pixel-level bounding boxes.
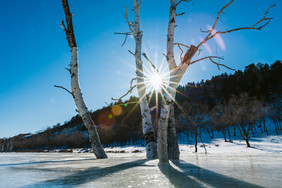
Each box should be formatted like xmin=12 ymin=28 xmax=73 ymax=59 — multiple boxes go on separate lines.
xmin=114 ymin=101 xmax=140 ymax=107
xmin=163 ymin=53 xmax=168 ymax=60
xmin=128 ymin=50 xmax=135 ymax=56
xmin=54 ymin=85 xmax=74 ymax=97
xmin=114 ymin=32 xmax=132 ymax=35
xmin=111 ymin=84 xmax=137 ymax=102
xmin=176 ymin=12 xmax=185 ymax=16
xmin=174 ymin=42 xmax=190 ymax=49
xmin=130 ymin=77 xmax=137 ymax=88
xmin=200 ymin=28 xmax=209 ymax=33
xmin=190 ymin=56 xmax=235 ymax=71
xmin=125 ymin=6 xmax=135 ymax=37
xmin=198 ymin=2 xmax=275 ymax=47
xmin=114 ymin=32 xmax=133 ymax=46
xmin=175 ymin=0 xmax=192 ymax=8
xmin=142 ymin=53 xmax=158 ymax=72
xmin=137 ymin=0 xmax=143 ymax=8
xmin=65 ymin=67 xmax=71 ymax=73
xmin=198 ymin=0 xmax=234 ymax=47
xmin=112 ymin=77 xmax=138 ymax=102
xmin=176 ymin=44 xmax=184 ymax=62
xmin=60 ymin=19 xmax=67 ymax=32
xmin=211 ymin=0 xmax=234 ymax=36
xmin=62 ymin=0 xmax=77 ymax=48
xmin=174 ymin=43 xmax=190 ymax=62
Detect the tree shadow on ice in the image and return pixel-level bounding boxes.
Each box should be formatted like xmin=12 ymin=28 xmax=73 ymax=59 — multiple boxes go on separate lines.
xmin=159 ymin=160 xmax=262 ymax=188
xmin=0 ymin=158 xmax=93 ymax=167
xmin=22 ymin=159 xmax=147 ymax=187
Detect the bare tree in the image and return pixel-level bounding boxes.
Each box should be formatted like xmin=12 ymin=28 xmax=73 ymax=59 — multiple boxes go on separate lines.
xmin=115 ymin=0 xmax=157 ymax=159
xmin=212 ymin=103 xmax=234 ymax=142
xmin=182 ymin=103 xmax=208 ymax=153
xmin=55 ymin=0 xmax=107 ymax=159
xmin=117 ymin=0 xmax=274 ymax=162
xmin=269 ymin=99 xmax=281 ymax=134
xmin=157 ymin=0 xmax=274 ymax=162
xmin=229 ymin=93 xmax=262 ymax=147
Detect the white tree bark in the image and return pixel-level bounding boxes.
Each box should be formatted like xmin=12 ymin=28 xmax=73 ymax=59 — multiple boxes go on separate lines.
xmin=132 ymin=0 xmax=157 ymax=159
xmin=157 ymin=0 xmax=198 ymax=162
xmin=168 ymin=103 xmax=180 ymax=160
xmin=70 ymin=47 xmax=107 ymax=159
xmin=60 ymin=0 xmax=107 ymax=159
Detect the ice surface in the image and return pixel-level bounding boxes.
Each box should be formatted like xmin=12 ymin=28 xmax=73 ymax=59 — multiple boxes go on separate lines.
xmin=0 ymin=146 xmax=281 ymax=188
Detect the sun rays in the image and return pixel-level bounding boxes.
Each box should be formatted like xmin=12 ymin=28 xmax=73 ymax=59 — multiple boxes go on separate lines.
xmin=112 ymin=49 xmax=192 ymax=126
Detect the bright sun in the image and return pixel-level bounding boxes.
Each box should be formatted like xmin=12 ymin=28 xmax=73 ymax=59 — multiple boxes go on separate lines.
xmin=148 ymin=71 xmax=164 ymax=91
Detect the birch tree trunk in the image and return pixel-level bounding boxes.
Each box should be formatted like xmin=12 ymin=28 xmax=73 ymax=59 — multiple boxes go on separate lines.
xmin=160 ymin=0 xmax=274 ymax=162
xmin=61 ymin=0 xmax=107 ymax=159
xmin=132 ymin=0 xmax=157 ymax=159
xmin=168 ymin=103 xmax=180 ymax=160
xmin=158 ymin=0 xmax=198 ymax=162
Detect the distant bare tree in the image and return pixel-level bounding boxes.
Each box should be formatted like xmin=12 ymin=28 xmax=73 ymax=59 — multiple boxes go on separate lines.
xmin=182 ymin=103 xmax=208 ymax=153
xmin=229 ymin=93 xmax=262 ymax=147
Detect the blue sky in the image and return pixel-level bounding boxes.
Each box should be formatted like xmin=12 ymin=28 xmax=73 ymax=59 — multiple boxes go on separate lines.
xmin=0 ymin=0 xmax=281 ymax=138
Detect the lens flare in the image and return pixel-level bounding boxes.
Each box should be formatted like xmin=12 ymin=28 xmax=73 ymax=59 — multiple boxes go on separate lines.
xmin=199 ymin=36 xmax=212 ymax=54
xmin=148 ymin=71 xmax=164 ymax=91
xmin=111 ymin=105 xmax=122 ymax=116
xmin=207 ymin=25 xmax=226 ymax=51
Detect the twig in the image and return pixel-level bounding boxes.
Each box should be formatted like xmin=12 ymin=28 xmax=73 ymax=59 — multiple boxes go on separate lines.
xmin=111 ymin=77 xmax=138 ymax=102
xmin=175 ymin=0 xmax=192 ymax=8
xmin=128 ymin=50 xmax=135 ymax=56
xmin=190 ymin=56 xmax=235 ymax=71
xmin=60 ymin=19 xmax=67 ymax=32
xmin=54 ymin=85 xmax=74 ymax=97
xmin=130 ymin=77 xmax=137 ymax=88
xmin=142 ymin=53 xmax=158 ymax=72
xmin=198 ymin=1 xmax=275 ymax=47
xmin=176 ymin=12 xmax=186 ymax=16
xmin=65 ymin=68 xmax=71 ymax=73
xmin=125 ymin=7 xmax=135 ymax=37
xmin=137 ymin=0 xmax=143 ymax=8
xmin=114 ymin=32 xmax=133 ymax=46
xmin=174 ymin=43 xmax=190 ymax=62
xmin=111 ymin=84 xmax=137 ymax=102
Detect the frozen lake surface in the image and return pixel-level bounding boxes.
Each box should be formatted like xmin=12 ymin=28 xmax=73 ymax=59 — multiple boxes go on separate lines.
xmin=0 ymin=151 xmax=281 ymax=188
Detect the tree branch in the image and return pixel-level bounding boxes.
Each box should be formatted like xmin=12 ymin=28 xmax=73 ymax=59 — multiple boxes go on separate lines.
xmin=137 ymin=0 xmax=143 ymax=8
xmin=125 ymin=6 xmax=135 ymax=37
xmin=111 ymin=77 xmax=138 ymax=102
xmin=111 ymin=84 xmax=137 ymax=102
xmin=174 ymin=43 xmax=190 ymax=62
xmin=114 ymin=32 xmax=133 ymax=46
xmin=54 ymin=85 xmax=74 ymax=97
xmin=62 ymin=0 xmax=77 ymax=48
xmin=175 ymin=0 xmax=192 ymax=8
xmin=128 ymin=50 xmax=135 ymax=56
xmin=190 ymin=56 xmax=235 ymax=71
xmin=198 ymin=2 xmax=275 ymax=47
xmin=142 ymin=53 xmax=158 ymax=72
xmin=60 ymin=19 xmax=67 ymax=32
xmin=65 ymin=67 xmax=71 ymax=73
xmin=176 ymin=12 xmax=186 ymax=16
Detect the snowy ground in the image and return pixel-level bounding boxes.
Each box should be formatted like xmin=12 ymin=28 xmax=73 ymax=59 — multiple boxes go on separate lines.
xmin=0 ymin=135 xmax=281 ymax=188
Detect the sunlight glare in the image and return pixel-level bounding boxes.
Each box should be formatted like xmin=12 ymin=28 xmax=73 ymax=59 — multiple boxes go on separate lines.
xmin=148 ymin=71 xmax=164 ymax=91
xmin=207 ymin=25 xmax=226 ymax=51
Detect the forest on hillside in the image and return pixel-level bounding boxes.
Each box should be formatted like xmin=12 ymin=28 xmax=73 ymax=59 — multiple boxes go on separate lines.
xmin=1 ymin=60 xmax=281 ymax=152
